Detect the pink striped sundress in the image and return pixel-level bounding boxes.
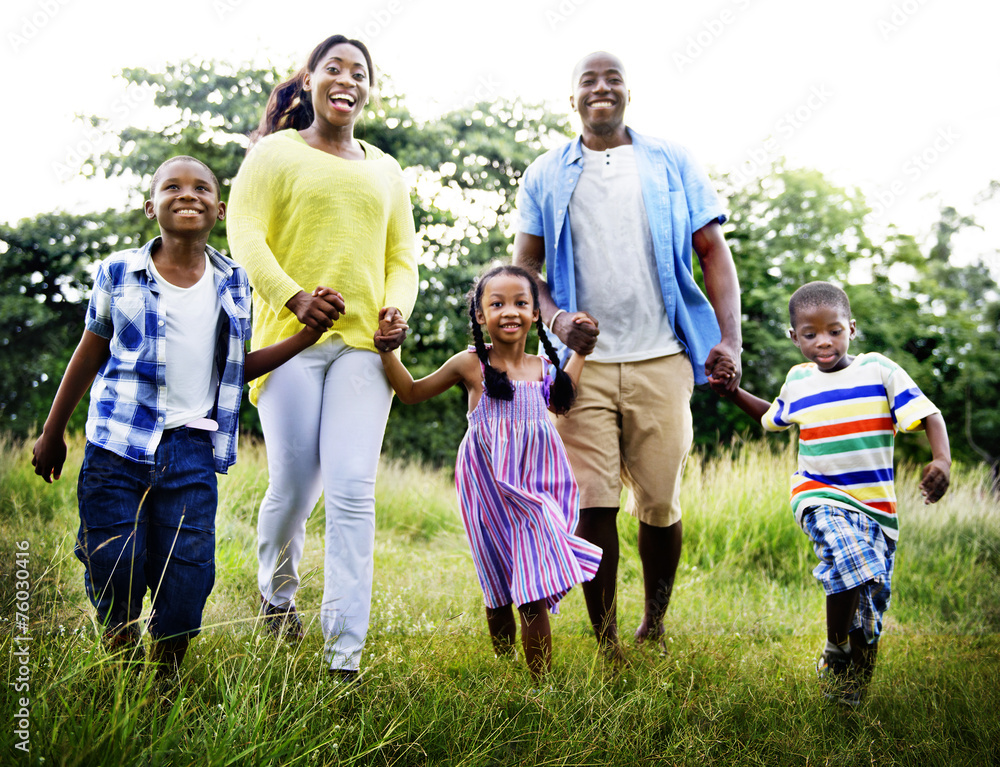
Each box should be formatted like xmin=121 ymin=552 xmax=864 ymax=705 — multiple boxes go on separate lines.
xmin=455 ymin=369 xmax=603 ymax=613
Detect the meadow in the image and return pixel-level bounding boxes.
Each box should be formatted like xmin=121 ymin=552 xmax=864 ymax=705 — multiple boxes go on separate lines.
xmin=1 ymin=434 xmax=998 ymax=766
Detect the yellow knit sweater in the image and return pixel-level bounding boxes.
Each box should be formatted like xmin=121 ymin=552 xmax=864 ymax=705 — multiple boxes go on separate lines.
xmin=227 ymin=129 xmax=418 ymax=403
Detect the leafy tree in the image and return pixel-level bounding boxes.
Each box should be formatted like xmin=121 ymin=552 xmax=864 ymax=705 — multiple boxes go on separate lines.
xmin=703 ymin=164 xmax=879 ymax=451
xmin=379 ymin=100 xmax=572 ymax=464
xmin=871 ymin=208 xmax=1000 ymax=467
xmin=1 ymin=59 xmax=571 ymax=459
xmin=0 ymin=211 xmax=131 ymax=433
xmin=2 ymin=58 xmax=997 ymax=475
xmin=82 ymin=60 xmax=283 ymax=255
xmin=709 ymin=164 xmax=1000 ymax=466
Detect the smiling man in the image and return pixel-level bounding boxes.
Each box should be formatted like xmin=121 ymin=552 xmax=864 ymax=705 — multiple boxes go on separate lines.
xmin=513 ymin=50 xmax=743 ymax=661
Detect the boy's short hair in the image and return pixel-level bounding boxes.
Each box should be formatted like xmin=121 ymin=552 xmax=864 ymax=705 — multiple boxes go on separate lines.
xmin=788 ymin=281 xmax=852 ymax=327
xmin=149 ymin=156 xmax=221 ymax=200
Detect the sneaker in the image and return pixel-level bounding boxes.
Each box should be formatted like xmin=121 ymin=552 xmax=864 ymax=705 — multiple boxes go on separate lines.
xmin=816 ymin=646 xmax=863 ymax=707
xmin=103 ymin=623 xmax=143 ymax=660
xmin=328 ymin=668 xmax=362 ymax=688
xmin=259 ymin=595 xmax=304 ymax=641
xmin=149 ymin=636 xmax=189 ymax=681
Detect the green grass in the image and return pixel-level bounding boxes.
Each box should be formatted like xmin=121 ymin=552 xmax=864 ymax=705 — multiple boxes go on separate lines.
xmin=2 ymin=433 xmax=999 ymax=766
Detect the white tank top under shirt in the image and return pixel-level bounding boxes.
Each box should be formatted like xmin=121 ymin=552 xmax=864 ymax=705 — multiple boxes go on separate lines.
xmin=568 ymin=143 xmax=683 ymax=363
xmin=148 ymin=254 xmax=221 ymax=429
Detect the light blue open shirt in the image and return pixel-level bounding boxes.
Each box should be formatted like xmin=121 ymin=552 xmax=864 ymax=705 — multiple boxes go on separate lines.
xmin=516 ymin=128 xmax=727 ymax=385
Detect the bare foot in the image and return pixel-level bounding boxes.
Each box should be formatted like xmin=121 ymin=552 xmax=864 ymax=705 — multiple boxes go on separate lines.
xmin=634 ymin=618 xmax=667 ymax=653
xmin=602 ymin=637 xmax=628 ymax=670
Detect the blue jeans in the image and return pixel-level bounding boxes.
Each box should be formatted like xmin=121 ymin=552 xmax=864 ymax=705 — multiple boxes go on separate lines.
xmin=76 ymin=428 xmax=217 ymax=640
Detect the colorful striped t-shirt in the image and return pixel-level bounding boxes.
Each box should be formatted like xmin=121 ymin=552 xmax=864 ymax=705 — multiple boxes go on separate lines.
xmin=762 ymin=352 xmax=939 ymax=540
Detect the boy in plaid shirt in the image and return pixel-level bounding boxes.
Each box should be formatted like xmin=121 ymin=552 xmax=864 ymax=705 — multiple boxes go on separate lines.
xmin=32 ymin=156 xmax=324 ymax=677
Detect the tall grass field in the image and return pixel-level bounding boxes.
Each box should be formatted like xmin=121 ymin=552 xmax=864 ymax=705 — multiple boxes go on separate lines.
xmin=2 ymin=434 xmax=998 ymax=766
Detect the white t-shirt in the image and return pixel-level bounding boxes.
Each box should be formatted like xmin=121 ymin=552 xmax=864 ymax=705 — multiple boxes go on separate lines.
xmin=149 ymin=254 xmax=221 ymax=429
xmin=568 ymin=143 xmax=683 ymax=362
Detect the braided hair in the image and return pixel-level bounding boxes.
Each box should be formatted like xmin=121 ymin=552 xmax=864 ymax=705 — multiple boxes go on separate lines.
xmin=468 ymin=265 xmax=577 ymax=415
xmin=248 ymin=35 xmax=375 ymax=150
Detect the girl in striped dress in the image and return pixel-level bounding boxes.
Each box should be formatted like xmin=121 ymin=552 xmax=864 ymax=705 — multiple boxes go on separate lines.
xmin=376 ymin=265 xmax=603 ymax=678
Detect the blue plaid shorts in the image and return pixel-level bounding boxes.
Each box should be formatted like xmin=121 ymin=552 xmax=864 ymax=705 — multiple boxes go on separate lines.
xmin=801 ymin=505 xmax=896 ymax=644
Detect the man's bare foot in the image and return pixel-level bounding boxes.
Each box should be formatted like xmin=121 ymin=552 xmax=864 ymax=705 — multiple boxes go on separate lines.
xmin=634 ymin=618 xmax=667 ymax=653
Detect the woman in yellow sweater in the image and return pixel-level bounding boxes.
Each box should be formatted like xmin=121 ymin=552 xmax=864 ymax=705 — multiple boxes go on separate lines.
xmin=227 ymin=35 xmax=418 ymax=681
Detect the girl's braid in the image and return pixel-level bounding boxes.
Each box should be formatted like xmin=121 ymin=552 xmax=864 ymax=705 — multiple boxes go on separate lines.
xmin=536 ymin=320 xmax=576 ymax=415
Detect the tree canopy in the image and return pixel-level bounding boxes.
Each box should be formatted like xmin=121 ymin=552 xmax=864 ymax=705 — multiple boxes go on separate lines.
xmin=2 ymin=58 xmax=997 ymax=471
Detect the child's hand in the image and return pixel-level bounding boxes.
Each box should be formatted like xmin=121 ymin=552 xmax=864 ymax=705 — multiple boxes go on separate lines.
xmin=299 ymin=323 xmax=325 ymax=346
xmin=31 ymin=431 xmax=67 ymax=483
xmin=374 ymin=306 xmax=409 ymax=353
xmin=708 ymin=358 xmax=738 ymax=395
xmin=920 ymin=459 xmax=951 ymax=504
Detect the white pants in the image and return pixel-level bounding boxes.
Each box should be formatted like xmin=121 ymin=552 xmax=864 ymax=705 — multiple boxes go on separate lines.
xmin=256 ymin=338 xmax=392 ymax=671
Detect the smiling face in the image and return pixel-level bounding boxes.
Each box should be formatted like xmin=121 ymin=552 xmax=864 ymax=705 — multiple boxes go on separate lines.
xmin=789 ymin=302 xmax=857 ymax=372
xmin=570 ymin=51 xmax=629 ymax=137
xmin=144 ymin=158 xmax=224 ymax=236
xmin=475 ymin=272 xmax=539 ymax=346
xmin=303 ymin=42 xmax=370 ymax=130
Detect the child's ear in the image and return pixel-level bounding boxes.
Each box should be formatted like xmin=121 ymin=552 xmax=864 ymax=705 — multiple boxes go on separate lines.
xmin=475 ymin=308 xmax=486 ymax=325
xmin=217 ymin=201 xmax=226 ymax=221
xmin=849 ymin=319 xmax=857 ymax=339
xmin=144 ymin=200 xmax=155 ymax=220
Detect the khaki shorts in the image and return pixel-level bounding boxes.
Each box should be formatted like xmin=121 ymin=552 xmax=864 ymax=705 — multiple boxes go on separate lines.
xmin=555 ymin=353 xmax=694 ymax=527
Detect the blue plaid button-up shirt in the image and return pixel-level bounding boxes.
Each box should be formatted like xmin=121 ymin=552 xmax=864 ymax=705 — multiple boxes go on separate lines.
xmin=84 ymin=237 xmax=252 ymax=473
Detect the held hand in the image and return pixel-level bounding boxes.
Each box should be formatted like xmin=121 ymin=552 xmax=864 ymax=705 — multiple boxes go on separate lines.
xmin=552 ymin=311 xmax=599 ymax=356
xmin=705 ymin=341 xmax=742 ymax=395
xmin=920 ymin=459 xmax=951 ymax=504
xmin=707 ymin=357 xmax=738 ymax=395
xmin=298 ymin=323 xmax=326 ymax=347
xmin=296 ymin=287 xmax=337 ymax=343
xmin=32 ymin=432 xmax=67 ymax=483
xmin=374 ymin=306 xmax=409 ymax=353
xmin=286 ymin=288 xmax=346 ymax=330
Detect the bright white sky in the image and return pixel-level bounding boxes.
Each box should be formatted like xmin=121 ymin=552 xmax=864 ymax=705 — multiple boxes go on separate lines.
xmin=2 ymin=0 xmax=998 ymax=268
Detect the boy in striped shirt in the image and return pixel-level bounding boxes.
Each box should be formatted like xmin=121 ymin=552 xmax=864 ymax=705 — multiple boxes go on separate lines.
xmin=720 ymin=281 xmax=951 ymax=705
